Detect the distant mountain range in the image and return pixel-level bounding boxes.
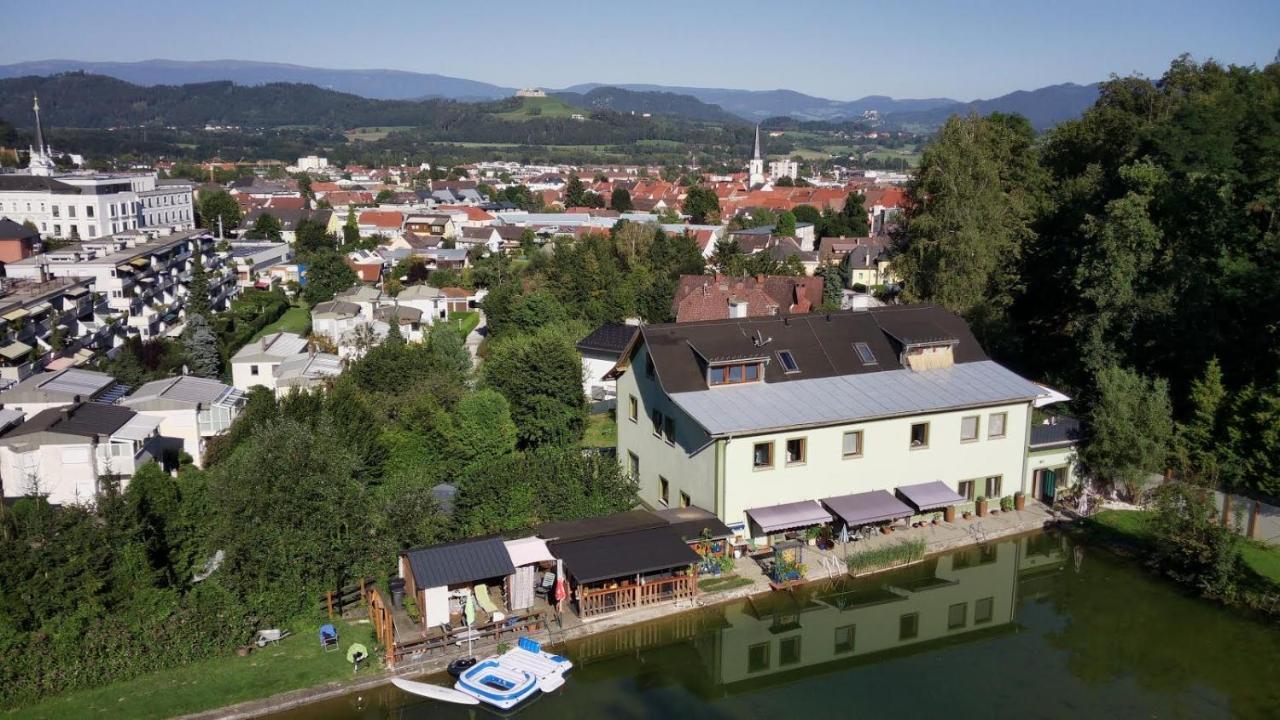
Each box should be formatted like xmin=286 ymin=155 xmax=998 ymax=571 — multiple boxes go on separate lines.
xmin=0 ymin=59 xmax=1101 ymax=130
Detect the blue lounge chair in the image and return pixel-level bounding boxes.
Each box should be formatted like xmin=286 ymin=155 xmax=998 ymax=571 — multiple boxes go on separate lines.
xmin=320 ymin=623 xmax=339 ymax=652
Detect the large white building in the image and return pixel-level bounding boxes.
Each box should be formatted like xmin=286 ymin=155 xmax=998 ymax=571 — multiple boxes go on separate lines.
xmin=0 ymin=96 xmax=194 ymax=241
xmin=614 ymin=306 xmax=1078 ymax=542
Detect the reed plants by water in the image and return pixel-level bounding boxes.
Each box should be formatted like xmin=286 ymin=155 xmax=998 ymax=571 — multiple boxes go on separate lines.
xmin=845 ymin=538 xmax=927 ymax=575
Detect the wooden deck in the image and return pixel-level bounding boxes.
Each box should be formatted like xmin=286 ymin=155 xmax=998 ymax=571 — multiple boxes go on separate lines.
xmin=577 ymin=574 xmax=697 ymax=618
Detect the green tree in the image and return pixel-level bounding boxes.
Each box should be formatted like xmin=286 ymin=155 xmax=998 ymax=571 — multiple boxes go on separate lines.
xmin=450 ymin=389 xmax=518 ymax=471
xmin=301 ymin=251 xmax=357 ymax=305
xmin=245 ymin=213 xmax=283 ymax=241
xmin=564 ymin=175 xmax=587 ymax=208
xmin=294 ymin=217 xmax=332 ymax=255
xmin=482 ymin=325 xmax=585 ymax=448
xmin=775 ymin=210 xmax=797 ymax=237
xmin=185 ymin=253 xmax=211 ymax=322
xmin=1080 ymin=364 xmax=1174 ymax=498
xmin=610 ymin=187 xmax=632 ymax=212
xmin=181 ymin=314 xmax=220 ymax=379
xmin=375 ymin=188 xmax=395 ymax=203
xmin=683 ymin=185 xmax=721 ymax=224
xmin=196 ymin=190 xmax=241 ymax=235
xmin=893 ymin=113 xmax=1043 ymax=348
xmin=342 ymin=211 xmax=360 ymax=246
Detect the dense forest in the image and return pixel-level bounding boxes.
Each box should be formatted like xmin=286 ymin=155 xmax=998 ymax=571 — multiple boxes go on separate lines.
xmin=893 ymin=56 xmax=1280 ymax=500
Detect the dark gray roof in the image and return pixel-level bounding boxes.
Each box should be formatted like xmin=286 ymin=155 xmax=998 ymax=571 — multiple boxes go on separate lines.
xmin=896 ymin=481 xmax=967 ymax=512
xmin=653 ymin=506 xmax=733 ymax=542
xmin=576 ymin=323 xmax=636 ymax=357
xmin=536 ymin=509 xmax=666 ymax=543
xmin=640 ymin=305 xmax=985 ymax=395
xmin=821 ymin=490 xmax=915 ymax=527
xmin=550 ymin=526 xmax=701 ymax=584
xmin=402 ymin=537 xmax=515 ymax=589
xmin=0 ymin=176 xmax=81 ymax=194
xmin=3 ymin=402 xmax=135 ymax=439
xmin=0 ymin=218 xmax=39 ymax=241
xmin=1030 ymin=416 xmax=1080 ymax=448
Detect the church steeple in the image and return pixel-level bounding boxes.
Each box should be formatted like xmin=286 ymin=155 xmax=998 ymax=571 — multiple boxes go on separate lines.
xmin=28 ymin=94 xmax=55 ymax=176
xmin=748 ymin=124 xmax=765 ymax=187
xmin=752 ymin=124 xmax=762 ymax=160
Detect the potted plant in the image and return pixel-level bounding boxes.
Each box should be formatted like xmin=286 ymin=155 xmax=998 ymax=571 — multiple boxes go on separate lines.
xmin=1014 ymin=491 xmax=1026 ymax=511
xmin=975 ymin=496 xmax=989 ymax=517
xmin=1001 ymin=495 xmax=1015 ymax=513
xmin=931 ymin=513 xmax=941 ymax=526
xmin=963 ymin=510 xmax=973 ymax=520
xmin=805 ymin=526 xmax=821 ymax=547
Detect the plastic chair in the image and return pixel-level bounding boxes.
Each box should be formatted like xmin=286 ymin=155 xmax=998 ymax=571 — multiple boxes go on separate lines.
xmin=319 ymin=623 xmax=339 ymax=652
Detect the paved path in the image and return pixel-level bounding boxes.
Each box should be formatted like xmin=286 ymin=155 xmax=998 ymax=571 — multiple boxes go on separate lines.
xmin=465 ymin=312 xmax=486 ymax=364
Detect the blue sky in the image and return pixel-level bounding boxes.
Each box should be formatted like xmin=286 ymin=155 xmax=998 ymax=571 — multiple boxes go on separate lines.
xmin=4 ymin=0 xmax=1277 ymax=99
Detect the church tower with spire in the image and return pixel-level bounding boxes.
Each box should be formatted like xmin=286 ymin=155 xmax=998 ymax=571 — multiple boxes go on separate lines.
xmin=748 ymin=124 xmax=766 ymax=187
xmin=27 ymin=95 xmax=55 ymax=177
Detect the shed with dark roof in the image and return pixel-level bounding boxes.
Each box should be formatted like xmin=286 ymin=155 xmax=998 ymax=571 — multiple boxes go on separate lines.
xmin=401 ymin=537 xmax=515 ymax=590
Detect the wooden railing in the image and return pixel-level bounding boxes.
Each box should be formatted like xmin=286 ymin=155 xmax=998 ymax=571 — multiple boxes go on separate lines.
xmin=578 ymin=575 xmax=697 ymax=618
xmin=392 ymin=611 xmax=549 ymax=664
xmin=319 ymin=577 xmax=375 ymax=619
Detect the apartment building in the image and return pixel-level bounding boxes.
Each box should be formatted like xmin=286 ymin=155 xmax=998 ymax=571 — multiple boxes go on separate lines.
xmin=614 ymin=306 xmax=1072 ymax=542
xmin=6 ymin=229 xmax=237 ymax=339
xmin=0 ymin=278 xmax=102 ymax=381
xmin=0 ymin=173 xmax=192 ymax=241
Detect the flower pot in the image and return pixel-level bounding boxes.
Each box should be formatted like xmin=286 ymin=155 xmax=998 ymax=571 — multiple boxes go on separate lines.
xmin=963 ymin=511 xmax=973 ymax=520
xmin=1015 ymin=493 xmax=1026 ymax=511
xmin=976 ymin=499 xmax=988 ymax=517
xmin=236 ymin=645 xmax=254 ymax=657
xmin=944 ymin=506 xmax=956 ymax=523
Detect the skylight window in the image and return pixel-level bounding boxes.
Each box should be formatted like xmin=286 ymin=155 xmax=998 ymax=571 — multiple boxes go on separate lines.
xmin=777 ymin=350 xmax=799 ymax=373
xmin=854 ymin=342 xmax=878 ymax=366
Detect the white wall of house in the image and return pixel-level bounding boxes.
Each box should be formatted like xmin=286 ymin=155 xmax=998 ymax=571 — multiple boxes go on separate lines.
xmin=0 ymin=438 xmax=144 ymax=504
xmin=581 ymin=351 xmax=618 ymax=401
xmin=231 ymin=359 xmax=281 ymax=393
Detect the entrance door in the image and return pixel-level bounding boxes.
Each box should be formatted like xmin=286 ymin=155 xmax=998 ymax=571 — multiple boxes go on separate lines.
xmin=1041 ymin=469 xmax=1058 ymax=502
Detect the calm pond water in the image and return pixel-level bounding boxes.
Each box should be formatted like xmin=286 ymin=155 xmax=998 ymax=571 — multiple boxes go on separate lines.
xmin=268 ymin=532 xmax=1280 ymax=720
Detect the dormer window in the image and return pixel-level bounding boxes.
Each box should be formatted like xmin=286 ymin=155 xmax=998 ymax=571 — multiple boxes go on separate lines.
xmin=708 ymin=361 xmax=762 ymax=386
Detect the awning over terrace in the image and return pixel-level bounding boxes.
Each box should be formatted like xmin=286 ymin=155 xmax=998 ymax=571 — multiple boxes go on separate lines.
xmin=503 ymin=536 xmax=555 ymax=567
xmin=550 ymin=527 xmax=700 ymax=584
xmin=745 ymin=500 xmax=832 ymax=536
xmin=821 ymin=490 xmax=915 ymax=528
xmin=896 ymin=481 xmax=966 ymax=513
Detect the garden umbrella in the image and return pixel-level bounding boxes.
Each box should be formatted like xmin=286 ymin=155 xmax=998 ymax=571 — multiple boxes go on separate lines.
xmin=553 ymin=558 xmax=567 ymax=613
xmin=464 ymin=591 xmax=476 ymax=657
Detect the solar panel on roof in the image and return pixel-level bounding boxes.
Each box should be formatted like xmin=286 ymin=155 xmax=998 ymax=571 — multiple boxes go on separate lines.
xmin=93 ymin=383 xmax=132 ymax=405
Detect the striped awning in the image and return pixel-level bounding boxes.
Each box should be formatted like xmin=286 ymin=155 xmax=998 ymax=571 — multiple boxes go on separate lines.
xmin=2 ymin=308 xmax=29 ymax=321
xmin=0 ymin=340 xmax=32 ymax=360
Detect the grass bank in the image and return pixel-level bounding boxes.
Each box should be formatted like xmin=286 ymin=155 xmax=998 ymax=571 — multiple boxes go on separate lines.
xmin=251 ymin=305 xmax=311 ymax=341
xmin=447 ymin=310 xmax=480 ymax=338
xmin=582 ymin=412 xmax=617 ymax=449
xmin=5 ymin=619 xmax=376 ymax=720
xmin=1086 ymin=509 xmax=1280 ymax=586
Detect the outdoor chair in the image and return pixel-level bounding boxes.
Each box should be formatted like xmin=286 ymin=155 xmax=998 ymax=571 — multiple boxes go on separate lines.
xmin=319 ymin=623 xmax=339 ymax=652
xmin=534 ymin=571 xmax=555 ymax=598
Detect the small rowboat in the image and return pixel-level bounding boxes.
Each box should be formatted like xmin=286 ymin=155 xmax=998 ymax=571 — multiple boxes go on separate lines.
xmin=390 ymin=677 xmax=480 ymax=706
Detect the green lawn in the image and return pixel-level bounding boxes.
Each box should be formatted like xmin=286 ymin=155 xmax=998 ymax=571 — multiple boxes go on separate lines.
xmin=1089 ymin=509 xmax=1280 ymax=586
xmin=582 ymin=412 xmax=617 ymax=449
xmin=698 ymin=575 xmax=754 ymax=593
xmin=251 ymin=306 xmax=311 ymax=341
xmin=447 ymin=310 xmax=480 ymax=337
xmin=493 ymin=96 xmax=579 ymax=121
xmin=6 ymin=620 xmax=377 ymax=720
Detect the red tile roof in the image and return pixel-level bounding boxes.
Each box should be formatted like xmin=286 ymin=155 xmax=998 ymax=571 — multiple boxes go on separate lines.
xmin=358 ymin=210 xmax=404 ymax=228
xmin=671 ymin=274 xmax=824 ymax=322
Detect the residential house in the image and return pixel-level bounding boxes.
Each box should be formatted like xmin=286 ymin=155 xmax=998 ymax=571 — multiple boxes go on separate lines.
xmin=613 ymin=306 xmax=1070 ymax=542
xmin=820 ymin=236 xmax=895 ymax=288
xmin=120 ymin=375 xmax=244 ymax=468
xmin=310 ymin=300 xmax=363 ymax=358
xmin=273 ymin=352 xmax=343 ymax=396
xmin=576 ymin=322 xmax=637 ymax=401
xmin=230 ymin=331 xmax=310 ymax=392
xmin=229 ymin=242 xmax=293 ymax=289
xmin=346 ymin=249 xmax=384 ymax=283
xmin=0 ymin=368 xmax=126 ymax=415
xmin=457 ymin=226 xmax=502 ymax=254
xmin=671 ymin=274 xmax=823 ymax=323
xmin=395 ymin=284 xmax=450 ymax=323
xmin=0 ymin=402 xmax=163 ymax=504
xmin=1027 ymin=414 xmax=1079 ymax=504
xmin=0 ymin=217 xmax=41 ymax=267
xmin=357 ymin=210 xmax=405 ymax=238
xmin=403 ymin=213 xmax=456 ymax=239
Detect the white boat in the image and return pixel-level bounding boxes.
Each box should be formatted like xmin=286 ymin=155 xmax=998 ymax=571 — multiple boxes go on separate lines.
xmin=454 ymin=636 xmax=573 ymax=710
xmin=390 ymin=677 xmax=481 ymax=705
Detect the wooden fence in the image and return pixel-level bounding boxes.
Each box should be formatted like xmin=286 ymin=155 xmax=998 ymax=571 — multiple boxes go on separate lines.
xmin=578 ymin=575 xmax=696 ymax=618
xmin=319 ymin=578 xmax=376 ymax=619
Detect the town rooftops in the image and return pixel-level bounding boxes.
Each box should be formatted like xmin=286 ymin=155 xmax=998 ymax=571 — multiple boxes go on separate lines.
xmin=1 ymin=401 xmax=137 ymax=440
xmin=401 ymin=536 xmax=516 ymax=589
xmin=373 ymin=304 xmax=421 ymax=323
xmin=576 ymin=323 xmax=636 ymax=358
xmin=231 ymin=332 xmax=309 ymax=362
xmin=672 ymin=274 xmax=822 ymax=323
